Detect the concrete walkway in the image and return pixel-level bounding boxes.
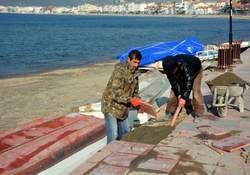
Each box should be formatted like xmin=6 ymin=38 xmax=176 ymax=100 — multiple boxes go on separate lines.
xmin=70 ymin=49 xmax=250 ymax=175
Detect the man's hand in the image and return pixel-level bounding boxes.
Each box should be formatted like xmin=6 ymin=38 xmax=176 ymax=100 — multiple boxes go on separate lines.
xmin=178 ymin=97 xmax=186 ymax=107
xmin=130 ymin=97 xmax=141 ymax=107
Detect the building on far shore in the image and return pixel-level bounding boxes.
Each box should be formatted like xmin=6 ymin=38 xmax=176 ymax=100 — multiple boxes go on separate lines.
xmin=0 ymin=0 xmax=249 ymax=16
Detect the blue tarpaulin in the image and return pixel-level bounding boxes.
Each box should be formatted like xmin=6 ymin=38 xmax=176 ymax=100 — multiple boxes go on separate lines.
xmin=116 ymin=37 xmax=204 ymax=66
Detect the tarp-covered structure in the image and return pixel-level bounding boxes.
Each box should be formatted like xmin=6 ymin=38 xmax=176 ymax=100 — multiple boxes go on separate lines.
xmin=116 ymin=37 xmax=204 ymax=66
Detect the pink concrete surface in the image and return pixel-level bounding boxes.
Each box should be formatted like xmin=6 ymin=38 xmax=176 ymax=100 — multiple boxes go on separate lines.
xmin=88 ymin=163 xmax=129 ymax=175
xmin=212 ymin=136 xmax=250 ymax=152
xmin=137 ymin=157 xmax=179 ymax=173
xmin=196 ymin=125 xmax=229 ymax=136
xmin=102 ymin=152 xmax=139 ymax=167
xmin=69 ymin=162 xmax=97 ymax=175
xmin=102 ymin=140 xmax=155 ymax=155
xmin=154 ymin=145 xmax=187 ymax=160
xmin=87 ymin=150 xmax=112 ymax=164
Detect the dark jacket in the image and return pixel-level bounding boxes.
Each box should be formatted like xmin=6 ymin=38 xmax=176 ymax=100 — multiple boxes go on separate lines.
xmin=101 ymin=61 xmax=139 ymax=120
xmin=162 ymin=54 xmax=202 ymax=100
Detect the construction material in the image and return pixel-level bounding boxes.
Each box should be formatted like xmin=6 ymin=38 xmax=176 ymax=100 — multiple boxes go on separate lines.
xmin=206 ymin=72 xmax=249 ymax=87
xmin=140 ymin=101 xmax=157 ymax=118
xmin=170 ymin=105 xmax=182 ymax=127
xmin=206 ymin=72 xmax=249 ymax=116
xmin=212 ymin=136 xmax=250 ymax=152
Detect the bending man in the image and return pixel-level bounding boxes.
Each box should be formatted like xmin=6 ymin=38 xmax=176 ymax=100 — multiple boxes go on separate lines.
xmin=162 ymin=54 xmax=204 ymax=123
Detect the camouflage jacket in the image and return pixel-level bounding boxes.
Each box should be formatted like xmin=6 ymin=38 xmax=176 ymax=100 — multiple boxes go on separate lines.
xmin=101 ymin=61 xmax=140 ymax=120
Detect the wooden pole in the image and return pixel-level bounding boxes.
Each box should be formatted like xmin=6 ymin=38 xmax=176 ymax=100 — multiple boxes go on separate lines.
xmin=170 ymin=105 xmax=182 ymax=127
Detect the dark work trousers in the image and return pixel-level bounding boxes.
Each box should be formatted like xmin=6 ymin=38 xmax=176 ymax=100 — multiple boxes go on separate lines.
xmin=165 ymin=69 xmax=204 ymax=116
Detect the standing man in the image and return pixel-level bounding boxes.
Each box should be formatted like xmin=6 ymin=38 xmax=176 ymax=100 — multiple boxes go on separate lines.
xmin=162 ymin=54 xmax=204 ymax=123
xmin=101 ymin=50 xmax=142 ymax=144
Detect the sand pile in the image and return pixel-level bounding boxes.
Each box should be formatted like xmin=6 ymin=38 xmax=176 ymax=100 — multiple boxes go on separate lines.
xmin=206 ymin=72 xmax=250 ymax=86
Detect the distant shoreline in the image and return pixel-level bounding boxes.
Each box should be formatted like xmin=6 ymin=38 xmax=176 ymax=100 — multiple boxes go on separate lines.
xmin=87 ymin=13 xmax=250 ymax=20
xmin=1 ymin=12 xmax=250 ymax=20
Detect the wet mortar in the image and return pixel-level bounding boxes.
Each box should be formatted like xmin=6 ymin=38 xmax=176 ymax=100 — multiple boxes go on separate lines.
xmin=194 ymin=130 xmax=241 ymax=140
xmin=124 ymin=125 xmax=173 ymax=144
xmin=124 ymin=110 xmax=187 ymax=144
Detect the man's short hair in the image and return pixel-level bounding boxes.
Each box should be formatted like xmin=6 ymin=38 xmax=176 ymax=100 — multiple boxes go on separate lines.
xmin=163 ymin=56 xmax=176 ymax=74
xmin=128 ymin=50 xmax=142 ymax=61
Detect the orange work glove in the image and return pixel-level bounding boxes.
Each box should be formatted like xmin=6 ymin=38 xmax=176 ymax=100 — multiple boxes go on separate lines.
xmin=130 ymin=98 xmax=141 ymax=107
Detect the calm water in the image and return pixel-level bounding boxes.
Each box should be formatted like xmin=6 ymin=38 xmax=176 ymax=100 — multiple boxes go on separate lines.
xmin=0 ymin=13 xmax=250 ymax=77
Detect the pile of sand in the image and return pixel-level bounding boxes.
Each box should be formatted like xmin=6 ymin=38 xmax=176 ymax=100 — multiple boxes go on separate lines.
xmin=206 ymin=72 xmax=249 ymax=86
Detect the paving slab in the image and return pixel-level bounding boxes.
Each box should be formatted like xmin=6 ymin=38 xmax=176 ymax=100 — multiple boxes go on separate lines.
xmin=209 ymin=119 xmax=240 ymax=130
xmin=171 ymin=129 xmax=198 ymax=138
xmin=239 ymin=116 xmax=250 ymax=123
xmin=175 ymin=122 xmax=199 ymax=132
xmin=137 ymin=157 xmax=178 ymax=174
xmin=88 ymin=163 xmax=129 ymax=175
xmin=212 ymin=136 xmax=250 ymax=152
xmin=87 ymin=150 xmax=112 ymax=164
xmin=160 ymin=136 xmax=198 ymax=148
xmin=170 ymin=160 xmax=217 ymax=175
xmin=153 ymin=145 xmax=188 ymax=160
xmin=69 ymin=162 xmax=97 ymax=175
xmin=196 ymin=125 xmax=229 ymax=135
xmin=185 ymin=144 xmax=222 ymax=164
xmin=102 ymin=140 xmax=155 ymax=156
xmin=213 ymin=167 xmax=249 ymax=175
xmin=102 ymin=152 xmax=139 ymax=167
xmin=128 ymin=171 xmax=166 ymax=175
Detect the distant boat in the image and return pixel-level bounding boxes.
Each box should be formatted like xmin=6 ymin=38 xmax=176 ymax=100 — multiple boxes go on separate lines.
xmin=241 ymin=41 xmax=250 ymax=53
xmin=195 ymin=49 xmax=218 ymax=61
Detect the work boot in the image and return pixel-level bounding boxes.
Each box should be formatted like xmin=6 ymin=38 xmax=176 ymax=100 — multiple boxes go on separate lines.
xmin=190 ymin=111 xmax=203 ymax=123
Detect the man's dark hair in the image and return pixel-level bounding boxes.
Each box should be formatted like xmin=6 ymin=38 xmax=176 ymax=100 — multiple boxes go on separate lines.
xmin=128 ymin=50 xmax=142 ymax=61
xmin=163 ymin=56 xmax=177 ymax=74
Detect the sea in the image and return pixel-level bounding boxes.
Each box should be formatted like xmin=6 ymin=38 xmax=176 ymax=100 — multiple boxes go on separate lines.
xmin=0 ymin=13 xmax=250 ymax=78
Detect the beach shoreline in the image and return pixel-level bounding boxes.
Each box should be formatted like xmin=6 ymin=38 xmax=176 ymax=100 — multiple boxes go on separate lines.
xmin=1 ymin=12 xmax=250 ymax=20
xmin=0 ymin=59 xmax=118 ymax=130
xmin=86 ymin=13 xmax=250 ymax=20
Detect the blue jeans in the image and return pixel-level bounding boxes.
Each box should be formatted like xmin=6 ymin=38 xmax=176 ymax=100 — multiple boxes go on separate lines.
xmin=104 ymin=113 xmax=131 ymax=144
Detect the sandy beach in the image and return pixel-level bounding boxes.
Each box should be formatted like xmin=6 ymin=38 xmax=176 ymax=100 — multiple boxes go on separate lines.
xmin=0 ymin=60 xmax=118 ymax=130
